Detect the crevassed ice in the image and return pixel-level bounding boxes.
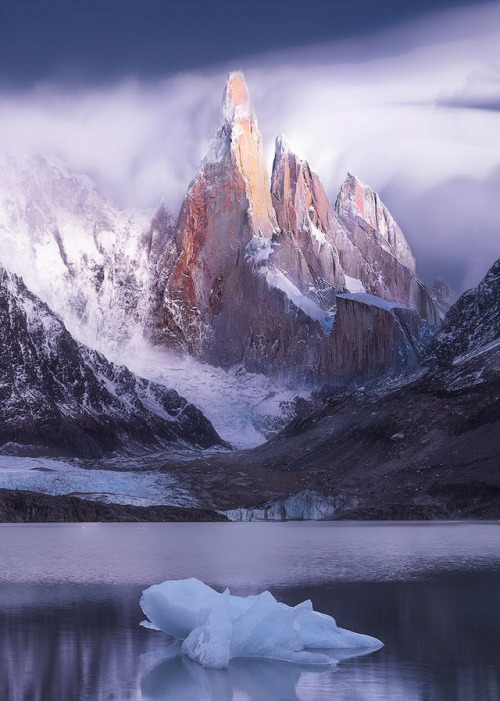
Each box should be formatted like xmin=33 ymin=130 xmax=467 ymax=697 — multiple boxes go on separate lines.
xmin=140 ymin=578 xmax=382 ymax=669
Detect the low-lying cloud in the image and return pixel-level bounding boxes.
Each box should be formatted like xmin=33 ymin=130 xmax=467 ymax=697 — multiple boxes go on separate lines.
xmin=1 ymin=1 xmax=499 ymax=292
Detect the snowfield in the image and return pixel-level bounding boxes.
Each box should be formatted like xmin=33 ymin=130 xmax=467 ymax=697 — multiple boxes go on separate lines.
xmin=117 ymin=342 xmax=311 ymax=449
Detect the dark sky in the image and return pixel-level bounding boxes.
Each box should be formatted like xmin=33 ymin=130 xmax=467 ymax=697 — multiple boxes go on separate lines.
xmin=0 ymin=0 xmax=485 ymax=86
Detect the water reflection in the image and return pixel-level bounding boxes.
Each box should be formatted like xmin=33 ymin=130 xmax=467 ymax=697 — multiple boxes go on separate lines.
xmin=141 ymin=649 xmax=306 ymax=701
xmin=140 ymin=643 xmax=379 ymax=701
xmin=1 ymin=524 xmax=500 ymax=700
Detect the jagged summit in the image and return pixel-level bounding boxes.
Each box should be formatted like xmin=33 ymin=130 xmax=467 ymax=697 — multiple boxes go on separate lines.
xmin=222 ymin=71 xmax=252 ymax=123
xmin=274 ymin=134 xmax=292 ymax=156
xmin=0 ymin=73 xmax=439 ymax=389
xmin=151 ymin=72 xmax=438 ymax=381
xmin=269 ymin=139 xmax=437 ymax=323
xmin=336 ymin=172 xmax=416 ymax=274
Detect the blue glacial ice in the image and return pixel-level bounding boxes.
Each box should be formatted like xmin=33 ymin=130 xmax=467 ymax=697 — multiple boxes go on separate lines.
xmin=140 ymin=578 xmax=382 ymax=669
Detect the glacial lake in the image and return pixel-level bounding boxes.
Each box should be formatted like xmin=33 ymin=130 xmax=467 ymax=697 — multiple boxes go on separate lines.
xmin=1 ymin=522 xmax=500 ymax=700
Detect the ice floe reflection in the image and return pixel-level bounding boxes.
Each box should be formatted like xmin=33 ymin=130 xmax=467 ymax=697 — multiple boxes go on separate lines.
xmin=140 ymin=642 xmax=377 ymax=701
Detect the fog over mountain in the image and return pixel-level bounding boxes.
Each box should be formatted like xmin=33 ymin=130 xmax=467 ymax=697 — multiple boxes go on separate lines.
xmin=0 ymin=2 xmax=498 ymax=293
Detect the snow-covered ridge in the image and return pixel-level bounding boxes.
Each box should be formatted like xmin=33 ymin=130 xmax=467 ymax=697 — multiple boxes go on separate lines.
xmin=0 ymin=153 xmax=153 ymax=353
xmin=431 ymin=257 xmax=500 ymax=364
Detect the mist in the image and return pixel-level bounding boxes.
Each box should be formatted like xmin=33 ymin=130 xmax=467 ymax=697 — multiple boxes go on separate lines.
xmin=1 ymin=1 xmax=499 ymax=292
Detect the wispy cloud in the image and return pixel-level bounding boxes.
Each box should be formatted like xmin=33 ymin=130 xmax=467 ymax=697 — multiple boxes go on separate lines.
xmin=1 ymin=2 xmax=499 ymax=291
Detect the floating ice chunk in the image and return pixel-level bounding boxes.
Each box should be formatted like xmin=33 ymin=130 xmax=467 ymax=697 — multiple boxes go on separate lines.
xmin=182 ymin=589 xmax=233 ymax=669
xmin=140 ymin=620 xmax=161 ymax=631
xmin=140 ymin=578 xmax=221 ymax=640
xmin=140 ymin=578 xmax=382 ymax=669
xmin=296 ymin=607 xmax=380 ymax=649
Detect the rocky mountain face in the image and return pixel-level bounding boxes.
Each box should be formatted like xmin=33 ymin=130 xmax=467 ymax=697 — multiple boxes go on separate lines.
xmin=0 ymin=264 xmax=222 ymax=458
xmin=431 ymin=277 xmax=456 ymax=319
xmin=0 ymin=72 xmax=495 ymax=519
xmin=335 ymin=174 xmax=437 ymax=322
xmin=0 ymin=73 xmax=438 ymax=388
xmin=172 ymin=258 xmax=500 ymax=519
xmin=152 ymin=72 xmax=438 ymax=384
xmin=430 ymin=260 xmax=500 ymax=364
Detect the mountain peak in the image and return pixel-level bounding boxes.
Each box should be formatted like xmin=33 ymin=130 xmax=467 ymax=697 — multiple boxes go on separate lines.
xmin=336 ymin=171 xmax=416 ymax=274
xmin=275 ymin=134 xmax=291 ymax=156
xmin=223 ymin=71 xmax=251 ymax=123
xmin=343 ymin=170 xmax=368 ymax=191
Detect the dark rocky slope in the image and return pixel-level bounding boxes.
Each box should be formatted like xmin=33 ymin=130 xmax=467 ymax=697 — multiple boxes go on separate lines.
xmin=431 ymin=258 xmax=500 ymax=364
xmin=0 ymin=264 xmax=223 ymax=458
xmin=0 ymin=489 xmax=227 ymax=522
xmin=158 ymin=257 xmax=500 ymax=519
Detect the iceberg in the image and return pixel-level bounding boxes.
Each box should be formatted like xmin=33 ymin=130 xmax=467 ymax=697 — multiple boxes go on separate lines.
xmin=140 ymin=578 xmax=382 ymax=669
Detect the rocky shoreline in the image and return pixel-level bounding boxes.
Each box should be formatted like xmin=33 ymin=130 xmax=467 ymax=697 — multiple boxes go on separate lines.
xmin=0 ymin=489 xmax=228 ymax=523
xmin=1 ymin=486 xmax=499 ymax=523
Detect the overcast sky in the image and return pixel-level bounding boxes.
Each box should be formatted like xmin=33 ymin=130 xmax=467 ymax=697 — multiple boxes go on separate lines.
xmin=1 ymin=0 xmax=499 ymax=291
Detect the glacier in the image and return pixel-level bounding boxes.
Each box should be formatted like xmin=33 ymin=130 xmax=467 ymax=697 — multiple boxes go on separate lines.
xmin=140 ymin=578 xmax=382 ymax=669
xmin=223 ymin=490 xmax=347 ymax=521
xmin=120 ymin=343 xmax=311 ymax=448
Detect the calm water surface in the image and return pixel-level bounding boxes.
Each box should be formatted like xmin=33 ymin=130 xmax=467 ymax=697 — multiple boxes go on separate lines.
xmin=1 ymin=522 xmax=500 ymax=700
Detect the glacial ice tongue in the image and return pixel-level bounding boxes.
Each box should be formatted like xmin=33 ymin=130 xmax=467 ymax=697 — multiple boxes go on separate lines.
xmin=140 ymin=578 xmax=382 ymax=669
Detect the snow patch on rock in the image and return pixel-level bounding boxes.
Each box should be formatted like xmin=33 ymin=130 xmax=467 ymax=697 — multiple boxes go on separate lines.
xmin=344 ymin=276 xmax=366 ymax=294
xmin=337 ymin=292 xmax=408 ymax=316
xmin=265 ymin=269 xmax=334 ymax=334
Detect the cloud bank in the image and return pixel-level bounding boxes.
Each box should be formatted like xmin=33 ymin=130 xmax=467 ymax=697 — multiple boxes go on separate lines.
xmin=1 ymin=2 xmax=499 ymax=292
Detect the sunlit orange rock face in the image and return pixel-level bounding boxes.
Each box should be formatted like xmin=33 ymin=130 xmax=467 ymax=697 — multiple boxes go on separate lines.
xmin=222 ymin=74 xmax=277 ymax=238
xmin=153 ymin=72 xmax=277 ymax=352
xmin=224 ymin=72 xmax=248 ymax=108
xmin=151 ymin=72 xmax=437 ymax=383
